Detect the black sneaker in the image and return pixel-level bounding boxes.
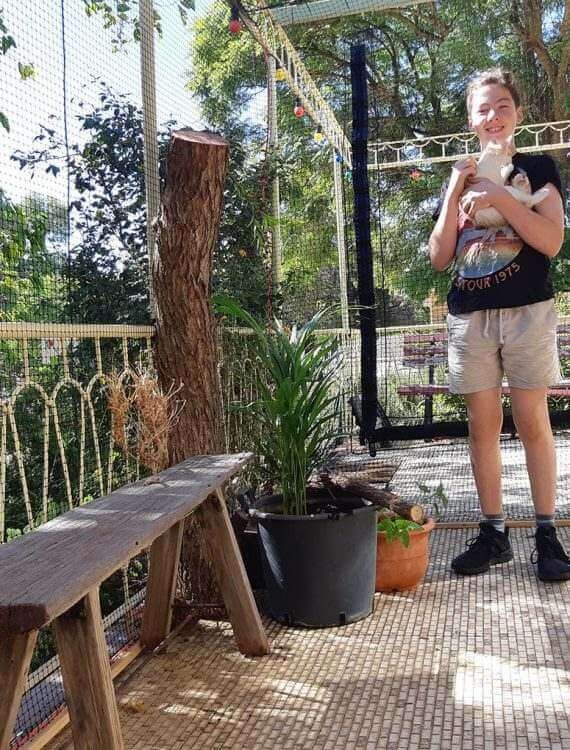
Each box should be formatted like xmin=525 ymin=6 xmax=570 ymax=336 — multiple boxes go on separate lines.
xmin=531 ymin=526 xmax=570 ymax=582
xmin=452 ymin=522 xmax=513 ymax=575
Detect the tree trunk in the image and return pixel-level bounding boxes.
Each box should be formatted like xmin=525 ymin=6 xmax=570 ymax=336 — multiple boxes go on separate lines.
xmin=153 ymin=129 xmax=230 ymax=610
xmin=154 ymin=129 xmax=228 ymax=460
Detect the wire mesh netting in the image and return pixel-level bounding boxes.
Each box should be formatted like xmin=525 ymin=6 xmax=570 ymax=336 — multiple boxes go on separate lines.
xmin=367 ymin=150 xmax=570 ymax=435
xmin=2 ymin=2 xmax=198 ymax=745
xmin=11 ymin=550 xmax=149 ymax=748
xmin=1 ymin=0 xmax=569 ymax=745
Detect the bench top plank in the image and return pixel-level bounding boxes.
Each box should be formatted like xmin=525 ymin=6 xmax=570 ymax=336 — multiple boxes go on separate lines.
xmin=0 ymin=453 xmax=252 ymax=634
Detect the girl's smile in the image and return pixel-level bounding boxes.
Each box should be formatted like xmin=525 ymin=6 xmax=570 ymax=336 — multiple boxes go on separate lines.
xmin=469 ymin=83 xmax=523 ymax=147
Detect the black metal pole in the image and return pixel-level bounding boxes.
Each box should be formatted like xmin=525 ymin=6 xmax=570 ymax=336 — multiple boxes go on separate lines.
xmin=350 ymin=44 xmax=377 ymax=449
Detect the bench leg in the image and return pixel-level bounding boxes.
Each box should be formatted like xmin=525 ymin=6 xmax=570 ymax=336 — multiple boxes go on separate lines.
xmin=53 ymin=589 xmax=124 ymax=750
xmin=141 ymin=520 xmax=184 ymax=650
xmin=0 ymin=630 xmax=38 ymax=750
xmin=194 ymin=487 xmax=269 ymax=657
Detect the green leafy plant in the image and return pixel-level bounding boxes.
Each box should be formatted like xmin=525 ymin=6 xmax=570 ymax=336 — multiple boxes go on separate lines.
xmin=215 ymin=297 xmax=343 ymax=516
xmin=417 ymin=481 xmax=449 ymax=520
xmin=377 ymin=516 xmax=423 ymax=547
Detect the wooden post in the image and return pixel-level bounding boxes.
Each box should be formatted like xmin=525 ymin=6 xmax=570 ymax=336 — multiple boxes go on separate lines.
xmin=53 ymin=590 xmax=124 ymax=750
xmin=153 ymin=129 xmax=230 ymax=607
xmin=0 ymin=631 xmax=38 ymax=750
xmin=140 ymin=521 xmax=184 ymax=650
xmin=194 ymin=488 xmax=269 ymax=657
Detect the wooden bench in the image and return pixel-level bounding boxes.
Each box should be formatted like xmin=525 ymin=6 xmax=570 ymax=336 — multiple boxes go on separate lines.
xmin=398 ymin=324 xmax=570 ymax=424
xmin=0 ymin=453 xmax=269 ymax=750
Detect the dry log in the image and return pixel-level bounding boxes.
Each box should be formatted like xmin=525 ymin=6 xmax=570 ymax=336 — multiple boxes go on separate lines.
xmin=320 ymin=472 xmax=426 ymax=525
xmin=154 ymin=129 xmax=228 ymax=461
xmin=153 ymin=129 xmax=230 ymax=608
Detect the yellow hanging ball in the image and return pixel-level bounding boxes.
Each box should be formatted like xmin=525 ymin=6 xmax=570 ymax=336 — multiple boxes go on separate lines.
xmin=275 ymin=67 xmax=287 ymax=82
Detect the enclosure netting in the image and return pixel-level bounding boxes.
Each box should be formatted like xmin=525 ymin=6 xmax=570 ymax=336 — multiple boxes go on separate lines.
xmin=1 ymin=0 xmax=569 ymax=745
xmin=342 ymin=24 xmax=569 ymax=445
xmin=1 ymin=0 xmax=353 ymax=745
xmin=2 ymin=2 xmax=194 ymax=745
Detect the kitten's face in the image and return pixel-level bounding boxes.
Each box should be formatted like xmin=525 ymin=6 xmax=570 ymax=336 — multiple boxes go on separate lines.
xmin=468 ymin=84 xmax=522 ymax=148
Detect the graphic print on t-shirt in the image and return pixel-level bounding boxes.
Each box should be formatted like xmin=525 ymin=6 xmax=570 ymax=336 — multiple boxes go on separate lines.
xmin=455 ymin=223 xmax=523 ymax=279
xmin=436 ymin=153 xmax=561 ymax=314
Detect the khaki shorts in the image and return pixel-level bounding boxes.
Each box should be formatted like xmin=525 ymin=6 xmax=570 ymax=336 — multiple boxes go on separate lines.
xmin=447 ymin=299 xmax=561 ymax=394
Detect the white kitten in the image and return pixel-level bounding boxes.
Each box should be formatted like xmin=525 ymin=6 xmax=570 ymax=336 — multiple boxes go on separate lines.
xmin=469 ymin=138 xmax=549 ymax=228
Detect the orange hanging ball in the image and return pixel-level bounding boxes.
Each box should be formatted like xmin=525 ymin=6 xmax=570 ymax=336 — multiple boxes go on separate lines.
xmin=293 ymin=101 xmax=305 ymax=118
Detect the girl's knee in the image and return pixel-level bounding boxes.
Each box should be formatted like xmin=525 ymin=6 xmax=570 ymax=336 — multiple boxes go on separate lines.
xmin=514 ymin=414 xmax=552 ymax=443
xmin=468 ymin=416 xmax=502 ymax=442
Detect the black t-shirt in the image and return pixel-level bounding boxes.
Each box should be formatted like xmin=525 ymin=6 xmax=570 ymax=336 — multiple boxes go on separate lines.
xmin=436 ymin=153 xmax=563 ymax=315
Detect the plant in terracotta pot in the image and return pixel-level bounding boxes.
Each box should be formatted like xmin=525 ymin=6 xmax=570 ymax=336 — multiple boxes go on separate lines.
xmin=375 ymin=512 xmax=436 ymax=593
xmin=216 ymin=297 xmax=377 ymax=628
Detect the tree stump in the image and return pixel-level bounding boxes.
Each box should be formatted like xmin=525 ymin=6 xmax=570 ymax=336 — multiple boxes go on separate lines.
xmin=153 ymin=129 xmax=230 ymax=609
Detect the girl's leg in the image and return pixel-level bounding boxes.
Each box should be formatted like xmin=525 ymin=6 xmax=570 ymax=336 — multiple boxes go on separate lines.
xmin=510 ymin=386 xmax=570 ymax=581
xmin=464 ymin=387 xmax=503 ymax=514
xmin=509 ymin=387 xmax=555 ymax=514
xmin=452 ymin=386 xmax=512 ymax=575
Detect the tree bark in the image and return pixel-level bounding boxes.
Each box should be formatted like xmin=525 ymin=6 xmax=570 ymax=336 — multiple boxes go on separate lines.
xmin=153 ymin=129 xmax=230 ymax=609
xmin=154 ymin=129 xmax=228 ymax=460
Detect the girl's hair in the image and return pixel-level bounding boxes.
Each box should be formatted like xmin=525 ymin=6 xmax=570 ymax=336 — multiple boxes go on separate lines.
xmin=466 ymin=68 xmax=522 ymax=112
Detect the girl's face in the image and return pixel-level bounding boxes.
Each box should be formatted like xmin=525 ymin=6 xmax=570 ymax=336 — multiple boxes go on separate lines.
xmin=468 ymin=83 xmax=522 ymax=147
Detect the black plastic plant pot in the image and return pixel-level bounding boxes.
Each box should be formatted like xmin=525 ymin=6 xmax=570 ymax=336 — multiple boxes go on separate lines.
xmin=252 ymin=489 xmax=377 ymax=628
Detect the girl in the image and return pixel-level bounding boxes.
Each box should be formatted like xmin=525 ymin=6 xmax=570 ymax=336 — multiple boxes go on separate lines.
xmin=429 ymin=68 xmax=568 ymax=581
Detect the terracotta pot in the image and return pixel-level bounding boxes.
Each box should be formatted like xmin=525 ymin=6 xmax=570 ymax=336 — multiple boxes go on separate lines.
xmin=375 ymin=518 xmax=435 ymax=593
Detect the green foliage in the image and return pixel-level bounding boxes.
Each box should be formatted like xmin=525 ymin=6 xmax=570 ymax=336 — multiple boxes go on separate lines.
xmin=0 ymin=10 xmax=15 ymax=131
xmin=17 ymin=61 xmax=35 ymax=80
xmin=188 ymin=0 xmax=568 ymax=316
xmin=82 ymin=0 xmax=195 ymax=47
xmin=12 ymin=84 xmax=167 ymax=323
xmin=0 ymin=191 xmax=67 ymax=322
xmin=215 ymin=296 xmax=343 ymax=515
xmin=417 ymin=481 xmax=449 ymax=520
xmin=377 ymin=515 xmax=422 ymax=547
xmin=188 ymin=3 xmax=341 ymax=320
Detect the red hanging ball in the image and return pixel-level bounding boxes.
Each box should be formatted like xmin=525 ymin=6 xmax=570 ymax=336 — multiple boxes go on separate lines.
xmin=293 ymin=104 xmax=305 ymax=118
xmin=410 ymin=169 xmax=422 ymax=181
xmin=229 ymin=18 xmax=242 ymax=33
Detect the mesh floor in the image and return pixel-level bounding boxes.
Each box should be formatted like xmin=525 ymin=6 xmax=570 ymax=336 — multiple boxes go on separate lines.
xmin=333 ymin=431 xmax=570 ymax=524
xmin=46 ymin=527 xmax=570 ymax=750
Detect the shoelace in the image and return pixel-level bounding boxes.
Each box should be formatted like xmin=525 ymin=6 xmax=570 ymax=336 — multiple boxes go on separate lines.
xmin=530 ymin=533 xmax=570 ymax=564
xmin=465 ymin=530 xmax=495 ymax=550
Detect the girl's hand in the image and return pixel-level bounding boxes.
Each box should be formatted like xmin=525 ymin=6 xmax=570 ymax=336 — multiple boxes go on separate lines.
xmin=448 ymin=157 xmax=477 ymax=196
xmin=460 ymin=178 xmax=501 ymax=218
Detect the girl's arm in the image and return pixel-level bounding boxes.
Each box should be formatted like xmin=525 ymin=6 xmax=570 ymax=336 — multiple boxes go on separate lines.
xmin=489 ymin=184 xmax=564 ymax=258
xmin=462 ymin=181 xmax=564 ymax=258
xmin=429 ymin=158 xmax=476 ymax=271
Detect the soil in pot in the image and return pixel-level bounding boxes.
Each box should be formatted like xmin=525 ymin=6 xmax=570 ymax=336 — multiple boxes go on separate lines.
xmin=375 ymin=518 xmax=435 ymax=593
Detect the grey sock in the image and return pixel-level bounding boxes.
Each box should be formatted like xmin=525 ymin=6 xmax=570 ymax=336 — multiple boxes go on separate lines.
xmin=535 ymin=513 xmax=555 ymax=528
xmin=482 ymin=514 xmax=505 ymax=533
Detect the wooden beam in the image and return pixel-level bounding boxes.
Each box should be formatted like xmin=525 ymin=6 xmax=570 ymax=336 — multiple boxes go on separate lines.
xmin=0 ymin=630 xmax=38 ymax=750
xmin=194 ymin=489 xmax=269 ymax=657
xmin=140 ymin=521 xmax=184 ymax=650
xmin=53 ymin=590 xmax=124 ymax=750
